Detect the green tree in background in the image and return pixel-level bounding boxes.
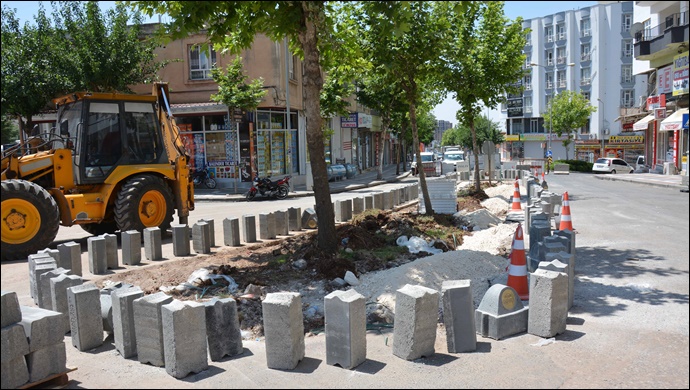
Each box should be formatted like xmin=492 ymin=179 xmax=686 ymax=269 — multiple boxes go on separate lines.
xmin=543 ymin=90 xmax=596 ymax=160
xmin=210 ymin=56 xmax=267 ymax=116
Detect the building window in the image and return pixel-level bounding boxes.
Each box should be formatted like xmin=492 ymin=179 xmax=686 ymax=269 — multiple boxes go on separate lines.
xmin=582 ymin=92 xmax=590 ymax=101
xmin=525 ymin=31 xmax=531 ymax=46
xmin=581 ymin=43 xmax=590 ymax=61
xmin=621 ymin=90 xmax=634 ymax=108
xmin=557 ymin=70 xmax=566 ymax=88
xmin=546 ymin=50 xmax=554 ymax=66
xmin=189 ymin=45 xmax=217 ymax=80
xmin=524 ymin=96 xmax=532 ymax=113
xmin=524 ymin=75 xmax=532 ymax=90
xmin=580 ymin=67 xmax=591 ymax=86
xmin=545 ymin=26 xmax=554 ymax=42
xmin=289 ymin=51 xmax=297 ymax=80
xmin=546 ymin=73 xmax=554 ymax=89
xmin=580 ymin=119 xmax=591 ymax=134
xmin=643 ymin=19 xmax=651 ymax=40
xmin=621 ymin=65 xmax=632 ymax=83
xmin=622 ymin=14 xmax=633 ymax=32
xmin=557 ymin=47 xmax=566 ymax=64
xmin=622 ymin=40 xmax=633 ymax=58
xmin=530 ymin=119 xmax=540 ymax=133
xmin=557 ymin=24 xmax=566 ymax=40
xmin=580 ymin=18 xmax=591 ymax=37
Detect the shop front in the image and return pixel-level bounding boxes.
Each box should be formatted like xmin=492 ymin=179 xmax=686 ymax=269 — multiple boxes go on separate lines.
xmin=575 ymin=140 xmax=601 ymax=163
xmin=605 ymin=135 xmax=645 ymax=166
xmin=504 ymin=135 xmax=523 ymax=160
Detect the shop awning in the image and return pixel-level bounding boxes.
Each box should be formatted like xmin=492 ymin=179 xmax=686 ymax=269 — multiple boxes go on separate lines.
xmin=659 ymin=108 xmax=689 ymax=132
xmin=632 ymin=115 xmax=655 ymax=131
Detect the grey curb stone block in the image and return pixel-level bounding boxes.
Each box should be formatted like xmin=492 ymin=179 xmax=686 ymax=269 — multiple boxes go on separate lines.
xmin=171 ymin=224 xmax=190 ymax=257
xmin=121 ymin=231 xmax=142 ymax=265
xmin=50 ymin=273 xmax=84 ymax=335
xmin=528 ymin=269 xmax=568 ymax=338
xmin=324 ymin=289 xmax=366 ymax=369
xmin=134 ymin=292 xmax=173 ymax=367
xmin=38 ymin=268 xmax=69 ymax=310
xmin=102 ymin=233 xmax=119 ymax=269
xmin=392 ymin=284 xmax=438 ymax=361
xmin=19 ymin=306 xmax=65 ymax=353
xmin=1 ymin=355 xmax=29 ymax=389
xmin=162 ymin=300 xmax=208 ymax=378
xmin=262 ymin=292 xmax=304 ymax=370
xmin=287 ymin=207 xmax=302 ymax=232
xmin=204 ymin=298 xmax=243 ymax=362
xmin=193 ymin=222 xmax=211 ymax=254
xmin=87 ymin=236 xmax=108 ymax=275
xmin=144 ymin=227 xmax=163 ymax=261
xmin=241 ymin=215 xmax=257 ymax=243
xmin=223 ymin=217 xmax=241 ymax=247
xmin=67 ymin=284 xmax=104 ymax=351
xmin=198 ymin=218 xmax=216 ymax=247
xmin=57 ymin=242 xmax=82 ymax=276
xmin=25 ymin=341 xmax=67 ymax=383
xmin=1 ymin=323 xmax=30 ymax=362
xmin=1 ymin=290 xmax=22 ymax=327
xmin=112 ymin=287 xmax=144 ymax=359
xmin=441 ymin=280 xmax=477 ymax=353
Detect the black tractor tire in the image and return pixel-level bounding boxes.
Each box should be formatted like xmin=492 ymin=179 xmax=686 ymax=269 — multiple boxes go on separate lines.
xmin=114 ymin=174 xmax=174 ymax=233
xmin=80 ymin=220 xmax=118 ymax=236
xmin=1 ymin=180 xmax=60 ymax=262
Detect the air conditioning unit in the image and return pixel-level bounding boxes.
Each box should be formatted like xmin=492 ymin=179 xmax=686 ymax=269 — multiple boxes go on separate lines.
xmin=604 ymin=129 xmax=610 ymax=135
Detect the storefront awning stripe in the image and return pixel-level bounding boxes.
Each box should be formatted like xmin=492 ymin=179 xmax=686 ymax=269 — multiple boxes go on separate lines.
xmin=659 ymin=108 xmax=689 ymax=132
xmin=632 ymin=115 xmax=655 ymax=131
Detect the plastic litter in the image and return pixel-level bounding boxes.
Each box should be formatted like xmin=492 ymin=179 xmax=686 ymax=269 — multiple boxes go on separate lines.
xmin=531 ymin=337 xmax=555 ymax=347
xmin=397 ymin=235 xmax=442 ymax=255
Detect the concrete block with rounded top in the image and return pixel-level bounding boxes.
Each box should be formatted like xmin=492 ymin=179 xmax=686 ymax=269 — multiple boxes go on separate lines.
xmin=241 ymin=214 xmax=257 ymax=243
xmin=121 ymin=230 xmax=142 ymax=265
xmin=198 ymin=218 xmax=216 ymax=247
xmin=324 ymin=289 xmax=366 ymax=369
xmin=50 ymin=273 xmax=83 ymax=334
xmin=101 ymin=233 xmax=118 ymax=269
xmin=262 ymin=292 xmax=305 ymax=370
xmin=67 ymin=283 xmax=103 ymax=351
xmin=38 ymin=248 xmax=59 ymax=263
xmin=143 ymin=227 xmax=163 ymax=260
xmin=545 ymin=251 xmax=575 ymax=310
xmin=112 ymin=287 xmax=144 ymax=359
xmin=287 ymin=207 xmax=302 ymax=231
xmin=538 ymin=259 xmax=570 ymax=312
xmin=193 ymin=222 xmax=211 ymax=254
xmin=474 ymin=284 xmax=528 ymax=340
xmin=133 ymin=292 xmax=173 ymax=367
xmin=528 ymin=269 xmax=568 ymax=338
xmin=162 ymin=300 xmax=208 ymax=378
xmin=1 ymin=290 xmax=22 ymax=327
xmin=364 ymin=195 xmax=373 ymax=210
xmin=19 ymin=305 xmax=65 ymax=353
xmin=274 ymin=210 xmax=289 ymax=236
xmin=204 ymin=298 xmax=243 ymax=361
xmin=31 ymin=262 xmax=56 ymax=305
xmin=28 ymin=254 xmax=55 ymax=301
xmin=38 ymin=267 xmax=68 ymax=310
xmin=1 ymin=323 xmax=29 ymax=361
xmin=392 ymin=284 xmax=439 ymax=360
xmin=57 ymin=241 xmax=82 ymax=275
xmin=87 ymin=236 xmax=108 ymax=274
xmin=223 ymin=217 xmax=242 ymax=247
xmin=373 ymin=193 xmax=384 ymax=210
xmin=1 ymin=355 xmax=29 ymax=389
xmin=441 ymin=280 xmax=477 ymax=353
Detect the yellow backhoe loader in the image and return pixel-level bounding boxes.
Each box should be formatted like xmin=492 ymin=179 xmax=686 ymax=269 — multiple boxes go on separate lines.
xmin=1 ymin=82 xmax=194 ymax=261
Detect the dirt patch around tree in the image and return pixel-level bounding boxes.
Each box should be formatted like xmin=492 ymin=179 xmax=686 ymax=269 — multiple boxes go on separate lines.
xmin=96 ymin=183 xmax=501 ymax=339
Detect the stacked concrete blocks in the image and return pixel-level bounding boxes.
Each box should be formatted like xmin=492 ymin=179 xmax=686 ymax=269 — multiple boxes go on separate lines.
xmin=193 ymin=221 xmax=212 ymax=254
xmin=37 ymin=267 xmax=69 ymax=309
xmin=223 ymin=217 xmax=242 ymax=247
xmin=143 ymin=227 xmax=163 ymax=261
xmin=121 ymin=230 xmax=142 ymax=265
xmin=101 ymin=233 xmax=119 ymax=269
xmin=241 ymin=214 xmax=257 ymax=243
xmin=204 ymin=298 xmax=244 ymax=361
xmin=335 ymin=199 xmax=352 ymax=223
xmin=527 ymin=269 xmax=568 ymax=338
xmin=392 ymin=284 xmax=439 ymax=360
xmin=30 ymin=260 xmax=57 ymax=306
xmin=441 ymin=280 xmax=477 ymax=353
xmin=57 ymin=241 xmax=82 ymax=275
xmin=474 ymin=284 xmax=528 ymax=340
xmin=133 ymin=292 xmax=173 ymax=367
xmin=259 ymin=213 xmax=276 ymax=240
xmin=324 ymin=289 xmax=366 ymax=369
xmin=49 ymin=273 xmax=84 ymax=334
xmin=28 ymin=253 xmax=56 ymax=304
xmin=67 ymin=283 xmax=104 ymax=351
xmin=112 ymin=287 xmax=144 ymax=359
xmin=1 ymin=291 xmax=29 ymax=389
xmin=161 ymin=300 xmax=208 ymax=378
xmin=19 ymin=306 xmax=67 ymax=382
xmin=262 ymin=292 xmax=305 ymax=370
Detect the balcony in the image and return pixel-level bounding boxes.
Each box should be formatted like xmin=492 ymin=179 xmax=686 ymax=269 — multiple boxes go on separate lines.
xmin=581 ymin=53 xmax=591 ymax=61
xmin=634 ymin=11 xmax=689 ymax=61
xmin=580 ymin=78 xmax=591 ymax=86
xmin=621 ymin=76 xmax=633 ymax=84
xmin=547 ymin=35 xmax=554 ymax=43
xmin=546 ymin=59 xmax=554 ymax=66
xmin=546 ymin=81 xmax=554 ymax=89
xmin=558 ymin=32 xmax=566 ymax=40
xmin=581 ymin=29 xmax=591 ymax=37
xmin=557 ymin=57 xmax=566 ymax=64
xmin=558 ymin=80 xmax=566 ymax=88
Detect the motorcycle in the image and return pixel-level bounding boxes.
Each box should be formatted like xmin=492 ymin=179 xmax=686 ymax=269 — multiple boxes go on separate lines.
xmin=245 ymin=175 xmax=291 ymax=200
xmin=191 ymin=167 xmax=217 ymax=189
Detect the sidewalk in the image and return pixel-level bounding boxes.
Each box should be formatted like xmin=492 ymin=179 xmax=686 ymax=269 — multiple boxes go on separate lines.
xmin=591 ymin=171 xmax=688 ymax=190
xmin=194 ymin=163 xmax=413 ymax=201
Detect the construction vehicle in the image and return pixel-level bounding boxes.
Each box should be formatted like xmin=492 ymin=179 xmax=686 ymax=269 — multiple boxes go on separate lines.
xmin=1 ymin=82 xmax=195 ymax=261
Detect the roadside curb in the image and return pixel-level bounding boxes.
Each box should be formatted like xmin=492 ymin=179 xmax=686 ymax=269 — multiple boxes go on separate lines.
xmin=592 ymin=174 xmax=685 ymax=190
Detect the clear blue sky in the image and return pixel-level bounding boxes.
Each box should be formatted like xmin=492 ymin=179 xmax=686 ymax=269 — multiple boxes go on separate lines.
xmin=3 ymin=1 xmax=598 ymax=123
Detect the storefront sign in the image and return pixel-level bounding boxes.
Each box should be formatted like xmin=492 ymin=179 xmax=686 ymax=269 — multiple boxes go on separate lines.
xmin=505 ymin=135 xmax=520 ymax=141
xmin=646 ymin=94 xmax=666 ymax=111
xmin=609 ymin=135 xmax=644 ymax=145
xmin=521 ymin=134 xmax=546 ymax=141
xmin=673 ymin=51 xmax=689 ymax=96
xmin=357 ymin=113 xmax=372 ymax=128
xmin=658 ymin=65 xmax=673 ymax=95
xmin=341 ymin=113 xmax=358 ymax=128
xmin=654 ymin=108 xmax=666 ymax=120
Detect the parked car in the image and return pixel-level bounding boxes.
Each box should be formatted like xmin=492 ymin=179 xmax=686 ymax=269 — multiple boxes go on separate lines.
xmin=411 ymin=151 xmax=434 ymax=176
xmin=592 ymin=157 xmax=634 ymax=174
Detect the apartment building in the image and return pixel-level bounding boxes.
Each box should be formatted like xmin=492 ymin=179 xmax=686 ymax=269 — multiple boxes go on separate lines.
xmin=632 ymin=1 xmax=688 ymax=173
xmin=435 ymin=120 xmax=453 ymax=145
xmin=503 ymin=1 xmax=647 ymax=165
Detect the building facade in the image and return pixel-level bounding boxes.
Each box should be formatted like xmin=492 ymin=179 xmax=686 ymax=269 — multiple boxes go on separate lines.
xmin=435 ymin=120 xmax=453 ymax=145
xmin=632 ymin=1 xmax=689 ymax=173
xmin=502 ymin=1 xmax=647 ymax=165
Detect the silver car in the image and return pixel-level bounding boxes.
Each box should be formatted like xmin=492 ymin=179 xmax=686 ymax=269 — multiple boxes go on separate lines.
xmin=592 ymin=157 xmax=634 ymax=174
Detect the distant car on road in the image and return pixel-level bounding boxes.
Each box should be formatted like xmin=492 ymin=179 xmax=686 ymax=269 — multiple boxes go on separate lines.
xmin=592 ymin=157 xmax=634 ymax=174
xmin=411 ymin=151 xmax=434 ymax=176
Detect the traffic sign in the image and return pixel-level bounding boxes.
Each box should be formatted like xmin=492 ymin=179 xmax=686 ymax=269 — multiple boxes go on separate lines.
xmin=546 ymin=150 xmax=553 ymax=157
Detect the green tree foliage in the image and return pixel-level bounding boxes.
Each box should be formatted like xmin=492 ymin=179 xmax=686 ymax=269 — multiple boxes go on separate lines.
xmin=439 ymin=1 xmax=526 ymax=191
xmin=1 ymin=115 xmax=19 ymax=144
xmin=1 ymin=1 xmax=167 ymax=138
xmin=543 ymin=90 xmax=596 ymax=159
xmin=210 ymin=56 xmax=267 ymax=113
xmin=448 ymin=115 xmax=504 ymax=150
xmin=351 ymin=1 xmax=447 ymax=214
xmin=128 ymin=1 xmax=358 ymax=256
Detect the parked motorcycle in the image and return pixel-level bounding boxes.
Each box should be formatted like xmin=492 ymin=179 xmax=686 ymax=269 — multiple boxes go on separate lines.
xmin=245 ymin=175 xmax=291 ymax=200
xmin=191 ymin=167 xmax=217 ymax=189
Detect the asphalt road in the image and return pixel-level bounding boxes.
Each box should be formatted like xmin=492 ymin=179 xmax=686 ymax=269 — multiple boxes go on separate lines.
xmin=1 ymin=173 xmax=688 ymax=388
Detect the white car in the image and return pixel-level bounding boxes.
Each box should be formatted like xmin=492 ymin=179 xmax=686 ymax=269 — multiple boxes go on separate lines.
xmin=411 ymin=152 xmax=434 ymax=175
xmin=592 ymin=157 xmax=634 ymax=174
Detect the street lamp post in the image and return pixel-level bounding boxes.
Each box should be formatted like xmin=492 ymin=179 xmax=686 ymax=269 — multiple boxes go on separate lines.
xmin=531 ymin=62 xmax=575 ymax=159
xmin=597 ymin=98 xmax=605 ymax=159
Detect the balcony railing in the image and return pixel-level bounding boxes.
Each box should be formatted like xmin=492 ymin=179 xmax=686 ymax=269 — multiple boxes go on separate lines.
xmin=558 ymin=80 xmax=566 ymax=88
xmin=580 ymin=78 xmax=591 ymax=86
xmin=557 ymin=57 xmax=566 ymax=64
xmin=621 ymin=99 xmax=634 ymax=108
xmin=621 ymin=76 xmax=632 ymax=83
xmin=622 ymin=50 xmax=632 ymax=58
xmin=581 ymin=29 xmax=591 ymax=37
xmin=581 ymin=53 xmax=591 ymax=61
xmin=524 ymin=106 xmax=533 ymax=113
xmin=546 ymin=59 xmax=554 ymax=66
xmin=524 ymin=84 xmax=532 ymax=91
xmin=547 ymin=35 xmax=554 ymax=42
xmin=546 ymin=81 xmax=554 ymax=89
xmin=558 ymin=32 xmax=566 ymax=40
xmin=634 ymin=11 xmax=689 ymax=42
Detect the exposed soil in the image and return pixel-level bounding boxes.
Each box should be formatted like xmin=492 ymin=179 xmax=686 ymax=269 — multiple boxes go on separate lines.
xmin=97 ymin=184 xmax=495 ymax=339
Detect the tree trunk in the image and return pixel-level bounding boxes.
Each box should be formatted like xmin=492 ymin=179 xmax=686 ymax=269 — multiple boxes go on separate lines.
xmin=395 ymin=136 xmax=400 ymax=175
xmin=408 ymin=98 xmax=433 ymax=214
xmin=471 ymin=118 xmax=481 ymax=192
xmin=299 ymin=5 xmax=337 ymax=255
xmin=376 ymin=116 xmax=389 ymax=180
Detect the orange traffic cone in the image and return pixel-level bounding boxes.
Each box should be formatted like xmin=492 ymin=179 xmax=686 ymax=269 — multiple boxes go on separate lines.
xmin=510 ymin=180 xmax=522 ymax=211
xmin=541 ymin=171 xmax=545 ymax=182
xmin=507 ymin=223 xmax=529 ymax=300
xmin=559 ymin=191 xmax=573 ymax=231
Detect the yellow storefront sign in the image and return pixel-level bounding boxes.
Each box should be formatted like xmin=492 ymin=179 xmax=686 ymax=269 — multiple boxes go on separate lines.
xmin=609 ymin=135 xmax=644 ymax=144
xmin=505 ymin=135 xmax=520 ymax=141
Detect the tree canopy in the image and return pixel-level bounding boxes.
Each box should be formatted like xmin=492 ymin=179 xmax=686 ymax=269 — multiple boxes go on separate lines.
xmin=543 ymin=90 xmax=596 ymax=159
xmin=210 ymin=56 xmax=267 ymax=113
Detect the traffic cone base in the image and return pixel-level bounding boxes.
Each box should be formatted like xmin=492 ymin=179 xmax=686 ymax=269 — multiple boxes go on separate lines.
xmin=559 ymin=191 xmax=574 ymax=231
xmin=506 ymin=223 xmax=529 ymax=300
